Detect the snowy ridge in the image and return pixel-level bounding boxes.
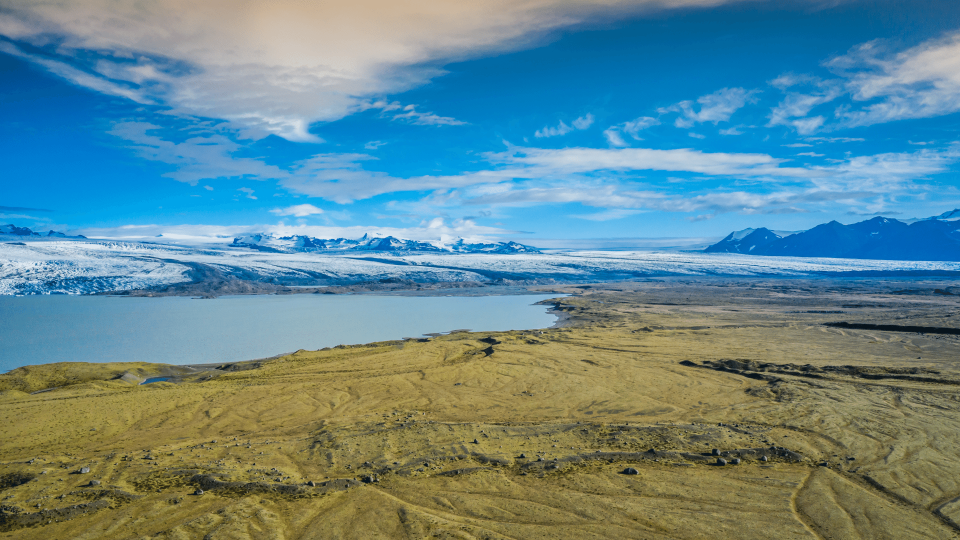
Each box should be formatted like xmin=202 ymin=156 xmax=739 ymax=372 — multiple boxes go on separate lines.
xmin=230 ymin=233 xmax=539 ymax=254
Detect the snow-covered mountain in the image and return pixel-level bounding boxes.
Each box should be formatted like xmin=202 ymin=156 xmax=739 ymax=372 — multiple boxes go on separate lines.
xmin=706 ymin=210 xmax=960 ymax=261
xmin=231 ymin=233 xmax=540 ymax=254
xmin=1 ymin=224 xmax=86 ymax=239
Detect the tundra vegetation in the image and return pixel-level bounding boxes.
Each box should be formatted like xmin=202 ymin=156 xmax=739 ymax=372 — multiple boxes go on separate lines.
xmin=2 ymin=279 xmax=960 ymax=539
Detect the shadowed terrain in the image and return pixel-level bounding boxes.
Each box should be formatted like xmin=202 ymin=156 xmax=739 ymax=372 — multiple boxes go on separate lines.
xmin=2 ymin=279 xmax=960 ymax=539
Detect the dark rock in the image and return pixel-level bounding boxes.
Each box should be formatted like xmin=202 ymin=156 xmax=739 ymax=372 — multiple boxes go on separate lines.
xmin=194 ymin=489 xmax=204 ymax=495
xmin=712 ymin=449 xmax=720 ymax=456
xmin=716 ymin=458 xmax=727 ymax=466
xmin=731 ymin=458 xmax=741 ymax=465
xmin=519 ymin=454 xmax=526 ymax=459
xmin=622 ymin=467 xmax=639 ymax=475
xmin=88 ymin=480 xmax=101 ymax=487
xmin=761 ymin=455 xmax=768 ymax=462
xmin=78 ymin=467 xmax=90 ymax=474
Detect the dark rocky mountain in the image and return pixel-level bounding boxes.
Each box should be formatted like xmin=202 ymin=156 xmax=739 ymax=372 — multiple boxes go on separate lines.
xmin=1 ymin=224 xmax=86 ymax=239
xmin=705 ymin=212 xmax=960 ymax=261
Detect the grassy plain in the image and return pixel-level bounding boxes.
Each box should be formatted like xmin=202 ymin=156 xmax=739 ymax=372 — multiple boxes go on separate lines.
xmin=2 ymin=279 xmax=960 ymax=539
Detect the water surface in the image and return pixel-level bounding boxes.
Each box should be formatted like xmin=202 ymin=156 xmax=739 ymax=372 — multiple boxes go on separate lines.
xmin=0 ymin=294 xmax=559 ymax=371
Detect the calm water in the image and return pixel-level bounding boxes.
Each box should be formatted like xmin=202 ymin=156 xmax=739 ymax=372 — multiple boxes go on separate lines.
xmin=0 ymin=294 xmax=560 ymax=372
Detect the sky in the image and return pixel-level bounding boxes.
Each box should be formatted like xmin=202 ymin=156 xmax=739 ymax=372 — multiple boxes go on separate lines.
xmin=2 ymin=0 xmax=960 ymax=246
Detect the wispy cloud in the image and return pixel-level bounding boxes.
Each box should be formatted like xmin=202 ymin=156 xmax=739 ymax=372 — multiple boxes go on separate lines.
xmin=767 ymin=74 xmax=842 ymax=134
xmin=108 ymin=122 xmax=289 ymax=185
xmin=391 ymin=105 xmax=467 ymax=126
xmin=75 ymin=218 xmax=516 ymax=244
xmin=659 ymin=87 xmax=759 ymax=128
xmin=535 ymin=113 xmax=594 ymax=138
xmin=363 ymin=100 xmax=466 ymax=126
xmin=0 ymin=205 xmax=51 ymax=212
xmin=832 ymin=32 xmax=960 ymax=127
xmin=0 ymin=1 xmax=743 ymax=142
xmin=271 ymin=204 xmax=324 ymax=217
xmin=603 ymin=116 xmax=659 ymax=146
xmin=769 ymin=31 xmax=960 ymax=133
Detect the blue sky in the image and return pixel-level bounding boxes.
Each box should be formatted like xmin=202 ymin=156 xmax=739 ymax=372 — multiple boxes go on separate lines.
xmin=2 ymin=0 xmax=960 ymax=246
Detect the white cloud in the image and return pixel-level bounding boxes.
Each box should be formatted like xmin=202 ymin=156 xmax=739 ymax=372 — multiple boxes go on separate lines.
xmin=831 ymin=32 xmax=960 ymax=127
xmin=766 ymin=74 xmax=843 ymax=133
xmin=0 ymin=1 xmax=743 ymax=141
xmin=622 ymin=116 xmax=659 ymax=135
xmin=572 ymin=113 xmax=595 ymax=130
xmin=808 ymin=145 xmax=960 ymax=193
xmin=535 ymin=121 xmax=574 ymax=138
xmin=481 ymin=145 xmax=811 ymax=178
xmin=805 ymin=137 xmax=865 ymax=143
xmin=769 ymin=31 xmax=960 ymax=133
xmin=109 ymin=113 xmax=959 ymax=218
xmin=391 ymin=104 xmax=466 ymax=126
xmin=237 ymin=187 xmax=257 ymax=200
xmin=688 ymin=132 xmax=706 ymax=139
xmin=603 ymin=128 xmax=628 ymax=147
xmin=570 ymin=208 xmax=644 ymax=221
xmin=271 ymin=204 xmax=325 ymax=217
xmin=364 ymin=140 xmax=387 ymax=150
xmin=796 ymin=152 xmax=824 ymax=157
xmin=108 ymin=122 xmax=289 ymax=185
xmin=603 ymin=116 xmax=659 ymax=145
xmin=660 ymin=87 xmax=758 ymax=128
xmin=203 ymin=185 xmax=214 ymax=191
xmin=790 ymin=116 xmax=825 ymax=135
xmin=535 ymin=113 xmax=594 ymax=138
xmin=422 ymin=144 xmax=960 ymax=219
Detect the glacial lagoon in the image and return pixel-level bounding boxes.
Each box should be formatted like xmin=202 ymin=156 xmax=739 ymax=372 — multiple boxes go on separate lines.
xmin=0 ymin=293 xmax=560 ymax=372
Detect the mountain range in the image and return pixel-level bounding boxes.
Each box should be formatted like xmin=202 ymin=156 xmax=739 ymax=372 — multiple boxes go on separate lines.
xmin=1 ymin=224 xmax=86 ymax=239
xmin=706 ymin=210 xmax=960 ymax=261
xmin=231 ymin=233 xmax=541 ymax=254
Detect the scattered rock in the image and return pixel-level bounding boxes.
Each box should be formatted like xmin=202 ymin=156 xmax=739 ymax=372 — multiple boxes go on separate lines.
xmin=194 ymin=489 xmax=204 ymax=495
xmin=78 ymin=467 xmax=90 ymax=474
xmin=622 ymin=467 xmax=639 ymax=475
xmin=519 ymin=453 xmax=526 ymax=459
xmin=473 ymin=439 xmax=479 ymax=444
xmin=307 ymin=481 xmax=316 ymax=487
xmin=761 ymin=455 xmax=768 ymax=462
xmin=712 ymin=449 xmax=720 ymax=456
xmin=716 ymin=458 xmax=727 ymax=466
xmin=731 ymin=458 xmax=741 ymax=465
xmin=88 ymin=480 xmax=101 ymax=487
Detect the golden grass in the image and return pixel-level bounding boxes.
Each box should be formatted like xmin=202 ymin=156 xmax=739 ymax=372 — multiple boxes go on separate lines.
xmin=1 ymin=280 xmax=959 ymax=538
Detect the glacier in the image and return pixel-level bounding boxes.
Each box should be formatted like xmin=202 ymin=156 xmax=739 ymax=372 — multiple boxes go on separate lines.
xmin=3 ymin=237 xmax=960 ymax=295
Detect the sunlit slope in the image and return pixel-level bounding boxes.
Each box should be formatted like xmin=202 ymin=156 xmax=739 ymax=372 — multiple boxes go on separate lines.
xmin=1 ymin=281 xmax=959 ymax=539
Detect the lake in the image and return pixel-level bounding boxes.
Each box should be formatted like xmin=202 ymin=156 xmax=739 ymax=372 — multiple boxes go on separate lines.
xmin=0 ymin=293 xmax=561 ymax=372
